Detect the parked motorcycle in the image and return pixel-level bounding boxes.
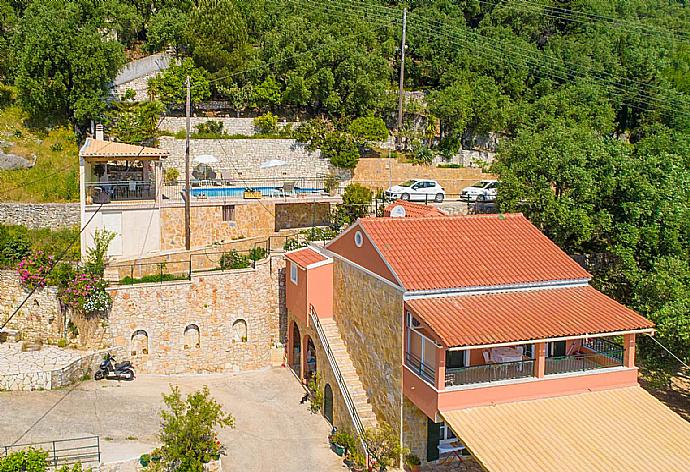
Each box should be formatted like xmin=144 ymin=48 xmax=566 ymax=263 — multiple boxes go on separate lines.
xmin=94 ymin=353 xmax=135 ymax=381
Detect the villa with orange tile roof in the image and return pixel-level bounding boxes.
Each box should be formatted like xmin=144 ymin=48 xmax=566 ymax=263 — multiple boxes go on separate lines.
xmin=284 ymin=213 xmax=690 ymax=471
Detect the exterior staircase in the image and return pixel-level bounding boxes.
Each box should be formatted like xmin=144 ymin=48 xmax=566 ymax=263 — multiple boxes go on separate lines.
xmin=318 ymin=317 xmax=378 ymax=429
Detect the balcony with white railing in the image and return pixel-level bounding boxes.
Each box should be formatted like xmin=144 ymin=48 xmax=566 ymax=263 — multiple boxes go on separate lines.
xmin=403 ymin=316 xmax=639 ymax=417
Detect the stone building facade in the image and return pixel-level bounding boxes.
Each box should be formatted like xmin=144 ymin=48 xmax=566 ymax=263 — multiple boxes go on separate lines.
xmin=0 ymin=203 xmax=80 ymax=229
xmin=159 ymin=201 xmax=331 ymax=251
xmin=107 ymin=257 xmax=281 ymax=374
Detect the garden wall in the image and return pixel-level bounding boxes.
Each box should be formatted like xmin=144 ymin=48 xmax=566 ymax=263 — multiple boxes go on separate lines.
xmin=159 ymin=117 xmax=298 ymax=136
xmin=159 ymin=137 xmax=339 ymax=180
xmin=351 ymin=159 xmax=495 ymax=194
xmin=0 ymin=203 xmax=80 ymax=229
xmin=0 ymin=270 xmax=63 ymax=343
xmin=106 ymin=255 xmax=285 ymax=374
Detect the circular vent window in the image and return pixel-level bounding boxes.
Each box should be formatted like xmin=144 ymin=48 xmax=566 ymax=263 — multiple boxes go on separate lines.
xmin=354 ymin=231 xmax=363 ymax=247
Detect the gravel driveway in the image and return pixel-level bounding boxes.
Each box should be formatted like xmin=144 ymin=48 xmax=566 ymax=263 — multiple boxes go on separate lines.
xmin=0 ymin=368 xmax=345 ymax=472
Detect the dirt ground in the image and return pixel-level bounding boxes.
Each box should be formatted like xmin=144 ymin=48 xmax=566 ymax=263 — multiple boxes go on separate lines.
xmin=0 ymin=368 xmax=346 ymax=472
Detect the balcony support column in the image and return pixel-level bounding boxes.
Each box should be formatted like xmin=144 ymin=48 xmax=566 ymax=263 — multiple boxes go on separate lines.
xmin=534 ymin=342 xmax=546 ymax=378
xmin=154 ymin=161 xmax=163 ymax=207
xmin=435 ymin=346 xmax=446 ymax=391
xmin=623 ymin=334 xmax=636 ymax=368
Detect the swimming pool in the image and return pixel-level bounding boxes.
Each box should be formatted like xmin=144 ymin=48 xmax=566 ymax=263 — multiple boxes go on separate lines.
xmin=190 ymin=186 xmax=324 ymax=198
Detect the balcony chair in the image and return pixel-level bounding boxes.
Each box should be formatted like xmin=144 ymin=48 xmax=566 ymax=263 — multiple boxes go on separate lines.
xmin=281 ymin=181 xmax=297 ymax=197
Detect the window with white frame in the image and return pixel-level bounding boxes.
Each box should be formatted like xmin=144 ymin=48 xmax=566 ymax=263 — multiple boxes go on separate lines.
xmin=290 ymin=261 xmax=298 ymax=284
xmin=439 ymin=422 xmax=458 ymax=445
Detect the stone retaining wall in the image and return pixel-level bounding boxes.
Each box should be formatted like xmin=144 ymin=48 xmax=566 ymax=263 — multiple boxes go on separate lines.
xmin=159 ymin=137 xmax=337 ymax=180
xmin=107 ymin=257 xmax=282 ymax=374
xmin=0 ymin=270 xmax=63 ymax=344
xmin=0 ymin=203 xmax=80 ymax=229
xmin=0 ymin=348 xmax=121 ymax=391
xmin=159 ymin=117 xmax=298 ymax=136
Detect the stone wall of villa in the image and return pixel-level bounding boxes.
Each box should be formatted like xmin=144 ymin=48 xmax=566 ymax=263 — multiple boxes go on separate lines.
xmin=332 ymin=260 xmax=404 ymax=434
xmin=159 ymin=201 xmax=332 ymax=251
xmin=106 ymin=257 xmax=280 ymax=374
xmin=403 ymin=397 xmax=431 ymax=463
xmin=0 ymin=270 xmax=63 ymax=344
xmin=0 ymin=203 xmax=80 ymax=229
xmin=159 ymin=137 xmax=343 ymax=181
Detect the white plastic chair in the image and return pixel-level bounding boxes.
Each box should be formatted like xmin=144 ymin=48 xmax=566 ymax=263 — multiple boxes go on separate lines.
xmin=483 ymin=351 xmax=491 ymax=364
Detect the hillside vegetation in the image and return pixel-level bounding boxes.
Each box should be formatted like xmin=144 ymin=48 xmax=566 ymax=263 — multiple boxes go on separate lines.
xmin=0 ymin=0 xmax=688 ymax=370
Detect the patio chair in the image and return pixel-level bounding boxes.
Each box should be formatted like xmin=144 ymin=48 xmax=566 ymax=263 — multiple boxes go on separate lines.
xmin=281 ymin=181 xmax=297 ymax=197
xmin=482 ymin=351 xmax=491 ymax=364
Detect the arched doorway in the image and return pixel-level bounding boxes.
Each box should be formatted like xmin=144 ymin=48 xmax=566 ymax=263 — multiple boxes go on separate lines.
xmin=291 ymin=323 xmax=302 ymax=378
xmin=304 ymin=336 xmax=317 ymax=381
xmin=323 ymin=384 xmax=334 ymax=424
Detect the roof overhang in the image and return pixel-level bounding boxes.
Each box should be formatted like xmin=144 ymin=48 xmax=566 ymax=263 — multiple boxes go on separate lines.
xmin=441 ymin=386 xmax=690 ymax=471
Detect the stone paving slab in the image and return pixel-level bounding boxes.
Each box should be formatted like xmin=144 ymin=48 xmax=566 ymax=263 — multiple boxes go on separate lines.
xmin=0 ymin=343 xmax=87 ymax=375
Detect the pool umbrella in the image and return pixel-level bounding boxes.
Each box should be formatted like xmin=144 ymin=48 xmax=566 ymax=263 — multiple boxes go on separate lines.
xmin=193 ymin=154 xmax=218 ymax=165
xmin=259 ymin=159 xmax=287 ymax=169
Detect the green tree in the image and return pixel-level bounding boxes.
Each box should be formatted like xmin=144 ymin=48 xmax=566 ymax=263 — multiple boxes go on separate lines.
xmin=348 ymin=116 xmax=389 ymax=145
xmin=148 ymin=58 xmax=211 ymax=106
xmin=332 ymin=183 xmax=372 ymax=228
xmin=362 ymin=423 xmax=404 ymax=472
xmin=159 ymin=386 xmax=235 ymax=471
xmin=146 ymin=7 xmax=190 ymax=53
xmin=0 ymin=0 xmax=16 ymax=81
xmin=13 ymin=0 xmax=124 ymax=124
xmin=321 ymin=132 xmax=359 ymax=169
xmin=187 ymin=0 xmax=248 ymax=75
xmin=106 ymin=100 xmax=164 ymax=144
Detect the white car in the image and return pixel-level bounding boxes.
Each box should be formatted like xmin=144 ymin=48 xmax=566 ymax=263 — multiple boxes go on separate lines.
xmin=385 ymin=179 xmax=445 ymax=202
xmin=461 ymin=180 xmax=498 ymax=201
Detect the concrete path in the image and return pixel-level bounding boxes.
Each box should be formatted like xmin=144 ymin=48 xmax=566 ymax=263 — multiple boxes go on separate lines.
xmin=0 ymin=368 xmax=346 ymax=472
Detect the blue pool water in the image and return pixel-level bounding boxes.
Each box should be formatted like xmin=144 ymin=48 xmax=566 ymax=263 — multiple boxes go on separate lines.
xmin=190 ymin=186 xmax=323 ymax=198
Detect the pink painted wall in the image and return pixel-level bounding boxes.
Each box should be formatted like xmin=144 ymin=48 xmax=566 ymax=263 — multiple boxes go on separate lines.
xmin=436 ymin=368 xmax=639 ymax=411
xmin=285 ymin=261 xmax=308 ymax=326
xmin=327 ymin=225 xmax=399 ymax=284
xmin=307 ymin=263 xmax=333 ymax=318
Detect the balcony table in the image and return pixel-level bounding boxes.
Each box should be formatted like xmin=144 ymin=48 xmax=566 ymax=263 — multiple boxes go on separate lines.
xmin=490 ymin=346 xmax=523 ymax=363
xmin=438 ymin=441 xmax=466 ymax=465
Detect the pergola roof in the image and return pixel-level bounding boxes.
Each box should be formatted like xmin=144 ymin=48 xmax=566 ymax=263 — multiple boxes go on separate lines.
xmin=79 ymin=138 xmax=168 ymax=160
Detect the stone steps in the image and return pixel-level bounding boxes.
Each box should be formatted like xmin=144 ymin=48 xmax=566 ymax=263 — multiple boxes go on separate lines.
xmin=318 ymin=318 xmax=378 ymax=430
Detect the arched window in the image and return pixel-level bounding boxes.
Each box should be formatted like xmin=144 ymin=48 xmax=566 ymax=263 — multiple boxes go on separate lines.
xmin=184 ymin=324 xmax=200 ymax=350
xmin=232 ymin=319 xmax=247 ymax=343
xmin=131 ymin=329 xmax=149 ymax=356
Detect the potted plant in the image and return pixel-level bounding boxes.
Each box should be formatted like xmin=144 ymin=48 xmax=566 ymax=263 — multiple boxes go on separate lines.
xmin=405 ymin=452 xmax=421 ymax=472
xmin=331 ymin=431 xmax=355 ymax=458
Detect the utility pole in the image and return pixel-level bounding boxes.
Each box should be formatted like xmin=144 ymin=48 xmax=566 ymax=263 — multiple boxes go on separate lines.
xmin=396 ymin=7 xmax=407 ymax=148
xmin=184 ymin=76 xmax=191 ymax=251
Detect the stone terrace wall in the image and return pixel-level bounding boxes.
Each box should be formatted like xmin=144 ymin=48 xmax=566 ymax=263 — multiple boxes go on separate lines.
xmin=159 ymin=137 xmax=335 ymax=179
xmin=351 ymin=158 xmax=495 ymax=195
xmin=0 ymin=203 xmax=80 ymax=229
xmin=159 ymin=117 xmax=298 ymax=136
xmin=0 ymin=270 xmax=63 ymax=343
xmin=107 ymin=257 xmax=280 ymax=374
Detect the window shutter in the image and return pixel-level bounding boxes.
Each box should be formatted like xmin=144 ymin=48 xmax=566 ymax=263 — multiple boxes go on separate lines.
xmin=426 ymin=418 xmax=441 ymax=462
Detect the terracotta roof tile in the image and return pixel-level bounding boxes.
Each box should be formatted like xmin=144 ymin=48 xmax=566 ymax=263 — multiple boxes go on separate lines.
xmin=79 ymin=138 xmax=168 ymax=158
xmin=357 ymin=214 xmax=590 ymax=291
xmin=286 ymin=247 xmax=328 ymax=268
xmin=406 ymin=285 xmax=654 ymax=347
xmin=383 ymin=200 xmax=446 ymax=218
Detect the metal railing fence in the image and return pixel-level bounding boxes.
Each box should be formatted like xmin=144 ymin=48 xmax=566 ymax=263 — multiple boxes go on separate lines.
xmin=445 ymin=359 xmax=535 ymax=387
xmin=1 ymin=436 xmax=101 ymax=468
xmin=405 ymin=351 xmax=436 ymax=385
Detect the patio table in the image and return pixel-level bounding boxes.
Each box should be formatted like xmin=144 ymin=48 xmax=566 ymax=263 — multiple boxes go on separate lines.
xmin=438 ymin=441 xmax=466 ymax=465
xmin=490 ymin=346 xmax=523 ymax=363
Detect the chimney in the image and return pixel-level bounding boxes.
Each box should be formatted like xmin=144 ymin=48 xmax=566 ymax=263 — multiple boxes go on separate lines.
xmin=95 ymin=123 xmax=104 ymax=141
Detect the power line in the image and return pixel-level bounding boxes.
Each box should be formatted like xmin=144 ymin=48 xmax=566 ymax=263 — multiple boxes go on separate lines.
xmin=1 ymin=203 xmax=104 ymax=330
xmin=645 ymin=334 xmax=690 ymax=370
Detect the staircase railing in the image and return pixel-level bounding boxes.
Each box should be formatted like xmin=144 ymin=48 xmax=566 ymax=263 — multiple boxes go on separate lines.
xmin=309 ymin=304 xmax=371 ymax=463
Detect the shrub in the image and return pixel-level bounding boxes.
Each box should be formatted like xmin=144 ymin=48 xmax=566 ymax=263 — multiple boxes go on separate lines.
xmin=158 ymin=386 xmax=234 ymax=470
xmin=283 ymin=238 xmax=306 ymax=251
xmin=348 ymin=116 xmax=389 ymax=144
xmin=322 ymin=132 xmax=359 ymax=169
xmin=405 ymin=452 xmax=421 ymax=466
xmin=84 ymin=229 xmax=115 ymax=277
xmin=324 ymin=174 xmax=340 ymax=195
xmin=0 ymin=227 xmax=31 ymax=269
xmin=164 ymin=167 xmax=180 ymax=185
xmin=253 ymin=112 xmax=278 ymax=134
xmin=17 ymin=250 xmax=54 ymax=290
xmin=307 ymin=372 xmax=323 ymax=414
xmin=332 ymin=431 xmax=356 ymax=456
xmin=61 ymin=272 xmax=111 ymax=314
xmin=362 ymin=423 xmax=405 ymax=471
xmin=219 ymin=250 xmax=250 ymax=270
xmin=50 ymin=142 xmax=63 ymax=152
xmin=195 ymin=120 xmax=225 ymax=136
xmin=0 ymin=448 xmax=49 ymax=472
xmin=332 ymin=183 xmax=373 ymax=228
xmin=248 ymin=247 xmax=267 ymax=261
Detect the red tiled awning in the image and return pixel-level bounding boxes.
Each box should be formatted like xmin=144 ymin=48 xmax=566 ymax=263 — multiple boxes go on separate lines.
xmin=285 ymin=247 xmax=328 ymax=268
xmin=406 ymin=285 xmax=654 ymax=347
